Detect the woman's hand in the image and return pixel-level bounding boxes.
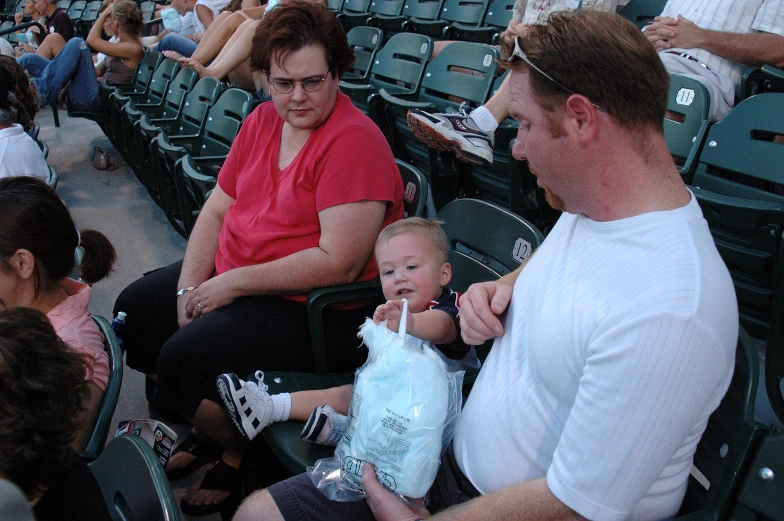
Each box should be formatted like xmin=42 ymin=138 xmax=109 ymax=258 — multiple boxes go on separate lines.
xmin=184 ymin=272 xmax=239 ymax=321
xmin=98 ymin=1 xmax=113 ymax=18
xmin=15 ymin=44 xmax=34 ymax=56
xmin=14 ymin=12 xmax=23 ymax=25
xmin=373 ymin=300 xmax=413 ymax=334
xmin=362 ymin=464 xmax=430 ymax=521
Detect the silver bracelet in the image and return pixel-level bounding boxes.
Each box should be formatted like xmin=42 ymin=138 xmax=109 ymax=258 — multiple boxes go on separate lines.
xmin=175 ymin=286 xmax=198 ymax=296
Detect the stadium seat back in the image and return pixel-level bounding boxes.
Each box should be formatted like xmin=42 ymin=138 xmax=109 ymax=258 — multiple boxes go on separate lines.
xmin=55 ymin=0 xmax=71 ymax=9
xmin=400 ymin=0 xmax=444 ymax=21
xmin=328 ymin=0 xmax=344 ymax=10
xmin=368 ymin=0 xmax=405 ymax=17
xmin=82 ymin=316 xmax=124 ymax=460
xmin=665 ymin=74 xmax=710 ymax=183
xmin=152 ymin=66 xmax=198 ymax=120
xmin=480 ymin=0 xmax=513 ymax=30
xmin=436 ymin=0 xmax=489 ymax=26
xmin=340 ymin=0 xmax=372 ymax=15
xmin=619 ymin=0 xmax=667 ymax=29
xmin=89 ymin=435 xmax=181 ymax=521
xmin=416 ymin=40 xmax=497 ymax=109
xmin=344 ymin=26 xmax=383 ymax=81
xmin=66 ymin=0 xmax=86 ymax=20
xmin=0 ymin=20 xmax=12 ymax=39
xmin=443 ymin=0 xmax=514 ymax=43
xmin=689 ymin=94 xmax=784 ymax=341
xmin=198 ymin=88 xmax=255 ymax=157
xmin=396 ymin=159 xmax=428 ymax=217
xmin=674 ymin=328 xmax=766 ymax=520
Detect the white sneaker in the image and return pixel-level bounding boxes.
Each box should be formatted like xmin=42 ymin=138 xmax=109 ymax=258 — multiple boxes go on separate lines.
xmin=407 ymin=106 xmax=495 ymax=166
xmin=216 ymin=371 xmax=274 ymax=441
xmin=300 ymin=405 xmax=349 ymax=447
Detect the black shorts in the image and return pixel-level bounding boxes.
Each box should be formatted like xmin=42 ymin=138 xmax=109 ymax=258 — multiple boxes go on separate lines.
xmin=268 ymin=444 xmax=480 ymax=521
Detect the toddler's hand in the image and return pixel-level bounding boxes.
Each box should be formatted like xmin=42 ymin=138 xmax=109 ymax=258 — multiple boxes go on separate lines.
xmin=372 ymin=300 xmax=412 ymax=333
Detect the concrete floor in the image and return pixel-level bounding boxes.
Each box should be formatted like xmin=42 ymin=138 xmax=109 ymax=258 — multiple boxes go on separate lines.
xmin=39 ymin=106 xmax=221 ymax=521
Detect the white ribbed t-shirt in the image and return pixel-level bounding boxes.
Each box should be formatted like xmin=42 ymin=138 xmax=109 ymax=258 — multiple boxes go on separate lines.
xmin=0 ymin=124 xmax=50 ymax=183
xmin=453 ymin=193 xmax=738 ymax=521
xmin=659 ymin=0 xmax=784 ymax=85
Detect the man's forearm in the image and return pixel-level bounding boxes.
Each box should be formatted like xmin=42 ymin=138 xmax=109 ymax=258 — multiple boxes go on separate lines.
xmin=694 ymin=30 xmax=784 ymax=68
xmin=430 ymin=478 xmax=582 ymax=521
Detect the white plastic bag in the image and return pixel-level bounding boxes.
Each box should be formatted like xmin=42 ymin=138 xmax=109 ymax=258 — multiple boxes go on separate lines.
xmin=308 ymin=299 xmax=464 ymax=502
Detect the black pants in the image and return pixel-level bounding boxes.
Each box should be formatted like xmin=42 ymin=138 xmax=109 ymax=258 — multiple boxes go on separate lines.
xmin=114 ymin=260 xmax=374 ymax=417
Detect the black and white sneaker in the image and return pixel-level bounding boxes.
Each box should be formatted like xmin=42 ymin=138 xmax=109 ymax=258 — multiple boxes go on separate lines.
xmin=216 ymin=370 xmax=274 ymax=441
xmin=407 ymin=106 xmax=495 ymax=166
xmin=300 ymin=405 xmax=349 ymax=447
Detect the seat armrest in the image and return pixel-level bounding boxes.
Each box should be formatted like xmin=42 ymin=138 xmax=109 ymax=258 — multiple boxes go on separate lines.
xmin=378 ymin=88 xmax=435 ymax=111
xmin=306 ymin=280 xmax=383 ymax=374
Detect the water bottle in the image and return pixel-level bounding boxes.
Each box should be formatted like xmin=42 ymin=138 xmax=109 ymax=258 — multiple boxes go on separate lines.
xmin=111 ymin=311 xmax=127 ymax=352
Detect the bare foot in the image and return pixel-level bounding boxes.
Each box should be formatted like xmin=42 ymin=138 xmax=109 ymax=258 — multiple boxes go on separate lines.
xmin=162 ymin=50 xmax=184 ymax=61
xmin=185 ymin=58 xmax=216 ymax=79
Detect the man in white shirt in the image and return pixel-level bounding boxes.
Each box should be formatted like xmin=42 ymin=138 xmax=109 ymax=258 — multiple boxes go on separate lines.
xmin=645 ymin=0 xmax=784 ymax=121
xmin=233 ymin=10 xmax=739 ymax=521
xmin=0 ymin=70 xmax=49 ymax=184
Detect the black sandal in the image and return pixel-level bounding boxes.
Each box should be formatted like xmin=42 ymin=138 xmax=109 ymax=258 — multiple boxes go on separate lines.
xmin=180 ymin=459 xmax=244 ymax=517
xmin=166 ymin=432 xmax=222 ymax=481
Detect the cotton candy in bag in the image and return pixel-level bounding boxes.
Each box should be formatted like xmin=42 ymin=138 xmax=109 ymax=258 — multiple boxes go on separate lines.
xmin=309 ymin=299 xmax=463 ymax=501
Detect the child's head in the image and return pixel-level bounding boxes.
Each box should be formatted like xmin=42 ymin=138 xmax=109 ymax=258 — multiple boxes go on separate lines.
xmin=0 ymin=308 xmax=89 ymax=499
xmin=375 ymin=218 xmax=451 ymax=313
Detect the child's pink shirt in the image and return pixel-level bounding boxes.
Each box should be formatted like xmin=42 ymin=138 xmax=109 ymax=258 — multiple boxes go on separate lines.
xmin=46 ymin=278 xmax=109 ymax=391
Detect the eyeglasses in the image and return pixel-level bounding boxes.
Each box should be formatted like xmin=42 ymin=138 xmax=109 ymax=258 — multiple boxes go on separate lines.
xmin=511 ymin=36 xmax=606 ymax=113
xmin=268 ymin=74 xmax=329 ymax=94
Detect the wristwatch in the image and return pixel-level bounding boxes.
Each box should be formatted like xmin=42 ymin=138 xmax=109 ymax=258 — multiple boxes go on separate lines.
xmin=176 ymin=286 xmax=197 ymax=296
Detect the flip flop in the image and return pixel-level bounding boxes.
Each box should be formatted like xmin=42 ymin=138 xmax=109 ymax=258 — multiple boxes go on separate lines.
xmin=166 ymin=432 xmax=222 ymax=481
xmin=180 ymin=459 xmax=244 ymax=517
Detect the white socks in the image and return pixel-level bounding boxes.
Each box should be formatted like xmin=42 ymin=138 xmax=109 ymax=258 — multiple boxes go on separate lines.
xmin=469 ymin=106 xmax=500 ymax=133
xmin=271 ymin=392 xmax=291 ymax=423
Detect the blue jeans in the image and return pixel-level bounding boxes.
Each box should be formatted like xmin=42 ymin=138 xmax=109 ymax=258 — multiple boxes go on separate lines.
xmin=157 ymin=33 xmax=197 ymax=58
xmin=17 ymin=38 xmax=100 ymax=112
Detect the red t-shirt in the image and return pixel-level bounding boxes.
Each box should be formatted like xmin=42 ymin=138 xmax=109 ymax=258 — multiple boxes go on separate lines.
xmin=216 ymin=92 xmax=404 ymax=302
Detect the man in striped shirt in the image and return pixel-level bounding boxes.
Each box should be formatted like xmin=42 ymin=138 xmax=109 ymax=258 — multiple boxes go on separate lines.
xmin=646 ymin=0 xmax=784 ymax=121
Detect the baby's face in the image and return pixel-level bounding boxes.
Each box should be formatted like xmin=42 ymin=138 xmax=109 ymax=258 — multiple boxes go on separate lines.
xmin=376 ymin=234 xmax=450 ymax=313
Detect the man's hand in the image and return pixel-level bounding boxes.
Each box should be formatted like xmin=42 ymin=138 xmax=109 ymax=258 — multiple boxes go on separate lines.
xmin=459 ymin=279 xmax=513 ymax=345
xmin=373 ymin=300 xmax=413 ymax=333
xmin=362 ymin=464 xmax=430 ymax=521
xmin=645 ymin=15 xmax=704 ymax=51
xmin=15 ymin=43 xmax=34 ymax=56
xmin=181 ymin=272 xmax=239 ymax=323
xmin=500 ymin=20 xmax=527 ymax=48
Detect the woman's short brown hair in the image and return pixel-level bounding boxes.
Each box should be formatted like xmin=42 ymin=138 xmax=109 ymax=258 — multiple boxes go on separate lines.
xmin=250 ymin=0 xmax=354 ymax=77
xmin=0 ymin=308 xmax=89 ymax=499
xmin=502 ymin=10 xmax=670 ymax=133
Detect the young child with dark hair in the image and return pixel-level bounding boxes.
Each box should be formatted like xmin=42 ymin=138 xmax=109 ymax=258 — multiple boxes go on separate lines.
xmin=217 ymin=218 xmax=467 ymax=445
xmin=0 ymin=308 xmax=111 ymax=521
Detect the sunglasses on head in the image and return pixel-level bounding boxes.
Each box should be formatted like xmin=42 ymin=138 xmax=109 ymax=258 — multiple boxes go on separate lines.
xmin=511 ymin=36 xmax=606 ymax=113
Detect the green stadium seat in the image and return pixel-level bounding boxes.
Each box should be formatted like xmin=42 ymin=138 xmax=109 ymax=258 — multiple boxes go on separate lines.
xmin=339 ymin=32 xmax=432 ymax=115
xmin=259 ymin=197 xmax=543 ymax=474
xmin=55 ymin=0 xmax=71 ymax=10
xmin=689 ymin=93 xmax=784 ymax=342
xmin=136 ymin=76 xmax=223 ymax=203
xmin=124 ymin=66 xmax=197 ymax=176
xmin=47 ymin=165 xmax=57 ymax=190
xmin=80 ymin=315 xmax=124 ymax=460
xmin=153 ymin=88 xmax=254 ymax=236
xmin=673 ymin=328 xmax=768 ymax=520
xmin=367 ymin=0 xmax=444 ymax=42
xmin=341 ymin=0 xmax=404 ymax=32
xmin=397 ymin=159 xmax=428 ymax=217
xmin=101 ymin=49 xmax=162 ymax=144
xmin=729 ymin=430 xmax=784 ymax=521
xmin=619 ymin=0 xmax=666 ymax=29
xmin=665 ymin=74 xmax=710 ymax=184
xmin=328 ymin=0 xmax=344 ymax=10
xmin=66 ymin=0 xmax=86 ymax=21
xmin=112 ymin=58 xmax=179 ymax=165
xmin=403 ymin=0 xmax=490 ymax=40
xmin=343 ymin=26 xmax=383 ymax=81
xmin=88 ymin=435 xmax=181 ymax=521
xmin=75 ymin=0 xmax=100 ymax=38
xmin=443 ymin=0 xmax=513 ymax=43
xmin=336 ymin=0 xmax=372 ymax=31
xmin=377 ymin=40 xmax=498 ymax=208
